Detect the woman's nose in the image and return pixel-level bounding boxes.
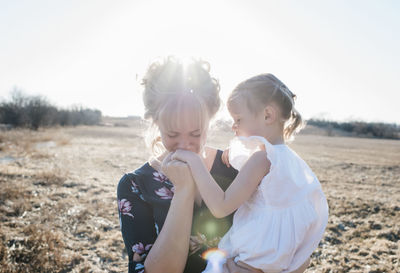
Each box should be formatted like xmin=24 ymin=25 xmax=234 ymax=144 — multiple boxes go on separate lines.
xmin=177 ymin=138 xmax=191 ymax=150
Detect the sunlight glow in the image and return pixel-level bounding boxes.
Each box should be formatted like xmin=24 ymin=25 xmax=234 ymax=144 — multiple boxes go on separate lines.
xmin=1 ymin=0 xmax=399 ymax=123
xmin=202 ymin=248 xmax=228 ymax=273
xmin=202 ymin=248 xmax=227 ymax=261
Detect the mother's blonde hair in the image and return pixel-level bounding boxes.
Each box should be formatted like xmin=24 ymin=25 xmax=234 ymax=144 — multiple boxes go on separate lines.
xmin=141 ymin=56 xmax=221 ymax=154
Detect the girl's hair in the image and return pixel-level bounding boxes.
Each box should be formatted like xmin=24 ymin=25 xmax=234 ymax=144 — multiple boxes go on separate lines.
xmin=228 ymin=73 xmax=304 ymax=141
xmin=142 ymin=56 xmax=221 ymax=154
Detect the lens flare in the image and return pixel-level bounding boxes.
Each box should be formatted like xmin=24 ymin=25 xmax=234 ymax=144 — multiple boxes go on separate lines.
xmin=202 ymin=248 xmax=227 ymax=260
xmin=201 ymin=248 xmax=227 ymax=273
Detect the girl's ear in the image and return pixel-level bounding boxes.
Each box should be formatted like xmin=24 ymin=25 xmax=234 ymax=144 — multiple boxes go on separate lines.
xmin=153 ymin=118 xmax=159 ymax=127
xmin=264 ymin=105 xmax=277 ymax=124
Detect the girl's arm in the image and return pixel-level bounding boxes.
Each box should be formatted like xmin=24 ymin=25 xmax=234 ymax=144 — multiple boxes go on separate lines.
xmin=172 ymin=149 xmax=270 ymax=218
xmin=221 ymin=147 xmax=231 ymax=167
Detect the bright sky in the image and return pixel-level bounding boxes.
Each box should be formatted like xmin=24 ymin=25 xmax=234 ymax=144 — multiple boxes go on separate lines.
xmin=1 ymin=0 xmax=399 ymax=123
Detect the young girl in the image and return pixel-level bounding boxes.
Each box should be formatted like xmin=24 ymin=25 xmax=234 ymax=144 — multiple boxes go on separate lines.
xmin=165 ymin=73 xmax=329 ymax=272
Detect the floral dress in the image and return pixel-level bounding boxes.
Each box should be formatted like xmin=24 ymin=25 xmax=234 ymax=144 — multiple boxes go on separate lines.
xmin=117 ymin=150 xmax=238 ymax=273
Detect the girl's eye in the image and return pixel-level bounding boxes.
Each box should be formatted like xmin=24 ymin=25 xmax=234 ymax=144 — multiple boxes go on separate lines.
xmin=191 ymin=134 xmax=201 ymax=138
xmin=167 ymin=134 xmax=178 ymax=138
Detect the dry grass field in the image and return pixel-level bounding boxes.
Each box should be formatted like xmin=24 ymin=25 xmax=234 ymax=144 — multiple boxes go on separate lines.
xmin=0 ymin=120 xmax=399 ymax=272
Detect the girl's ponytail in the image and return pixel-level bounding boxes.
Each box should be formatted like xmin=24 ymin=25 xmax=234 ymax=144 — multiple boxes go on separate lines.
xmin=284 ymin=108 xmax=304 ymax=141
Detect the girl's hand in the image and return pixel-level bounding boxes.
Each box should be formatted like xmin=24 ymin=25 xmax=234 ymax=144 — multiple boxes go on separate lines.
xmin=221 ymin=148 xmax=230 ymax=167
xmin=161 ymin=152 xmax=196 ymax=193
xmin=171 ymin=149 xmax=200 ymax=166
xmin=225 ymin=258 xmax=263 ymax=273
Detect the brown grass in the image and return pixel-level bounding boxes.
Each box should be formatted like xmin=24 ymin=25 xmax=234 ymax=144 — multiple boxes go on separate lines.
xmin=0 ymin=128 xmax=70 ymax=157
xmin=0 ymin=122 xmax=399 ymax=272
xmin=34 ymin=168 xmax=68 ymax=186
xmin=0 ymin=224 xmax=83 ymax=273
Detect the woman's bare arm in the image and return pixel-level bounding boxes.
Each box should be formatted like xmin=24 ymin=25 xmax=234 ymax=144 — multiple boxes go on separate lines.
xmin=144 ymin=188 xmax=194 ymax=273
xmin=144 ymin=160 xmax=196 ymax=273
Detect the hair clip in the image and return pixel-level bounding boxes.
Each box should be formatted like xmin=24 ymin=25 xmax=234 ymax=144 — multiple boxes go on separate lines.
xmin=280 ymin=85 xmax=296 ymax=100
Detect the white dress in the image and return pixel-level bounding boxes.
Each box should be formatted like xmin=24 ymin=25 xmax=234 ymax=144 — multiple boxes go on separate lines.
xmin=216 ymin=136 xmax=329 ymax=273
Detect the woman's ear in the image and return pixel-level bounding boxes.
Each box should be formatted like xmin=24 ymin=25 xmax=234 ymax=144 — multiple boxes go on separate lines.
xmin=264 ymin=105 xmax=277 ymax=124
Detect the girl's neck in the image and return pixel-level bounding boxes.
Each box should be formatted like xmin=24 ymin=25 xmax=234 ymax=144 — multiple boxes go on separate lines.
xmin=260 ymin=124 xmax=285 ymax=145
xmin=264 ymin=134 xmax=285 ymax=145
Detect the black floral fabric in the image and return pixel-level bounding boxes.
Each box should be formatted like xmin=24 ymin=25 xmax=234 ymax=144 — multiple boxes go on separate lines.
xmin=117 ymin=150 xmax=238 ymax=273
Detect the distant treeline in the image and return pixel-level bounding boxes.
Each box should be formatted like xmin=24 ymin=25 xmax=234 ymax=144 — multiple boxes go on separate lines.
xmin=307 ymin=119 xmax=400 ymax=140
xmin=0 ymin=90 xmax=102 ymax=130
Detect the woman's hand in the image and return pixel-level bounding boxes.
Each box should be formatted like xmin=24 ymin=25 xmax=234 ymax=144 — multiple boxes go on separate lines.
xmin=225 ymin=257 xmax=310 ymax=273
xmin=224 ymin=258 xmax=263 ymax=273
xmin=145 ymin=152 xmax=198 ymax=273
xmin=161 ymin=152 xmax=196 ymax=193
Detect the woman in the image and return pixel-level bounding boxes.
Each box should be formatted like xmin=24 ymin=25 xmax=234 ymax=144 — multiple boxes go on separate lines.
xmin=117 ymin=57 xmax=263 ymax=273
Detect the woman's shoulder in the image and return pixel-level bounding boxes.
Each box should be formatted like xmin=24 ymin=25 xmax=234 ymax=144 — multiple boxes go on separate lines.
xmin=204 ymin=146 xmax=221 ymax=170
xmin=204 ymin=146 xmax=217 ymax=153
xmin=117 ymin=162 xmax=154 ymax=189
xmin=204 ymin=146 xmax=218 ymax=164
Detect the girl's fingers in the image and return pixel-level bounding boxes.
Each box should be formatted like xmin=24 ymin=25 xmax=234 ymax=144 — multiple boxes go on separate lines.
xmin=222 ymin=152 xmax=226 ymax=164
xmin=222 ymin=149 xmax=230 ymax=167
xmin=172 ymin=149 xmax=182 ymax=159
xmin=171 ymin=149 xmax=192 ymax=163
xmin=171 ymin=151 xmax=184 ymax=162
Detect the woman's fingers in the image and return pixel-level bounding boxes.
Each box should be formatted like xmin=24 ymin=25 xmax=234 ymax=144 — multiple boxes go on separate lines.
xmin=226 ymin=258 xmax=247 ymax=273
xmin=235 ymin=261 xmax=263 ymax=272
xmin=171 ymin=149 xmax=193 ymax=163
xmin=163 ymin=159 xmax=185 ymax=176
xmin=161 ymin=152 xmax=173 ymax=174
xmin=225 ymin=258 xmax=263 ymax=273
xmin=162 ymin=152 xmax=173 ymax=165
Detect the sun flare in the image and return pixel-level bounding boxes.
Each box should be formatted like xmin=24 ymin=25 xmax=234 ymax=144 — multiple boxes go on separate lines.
xmin=202 ymin=248 xmax=227 ymax=261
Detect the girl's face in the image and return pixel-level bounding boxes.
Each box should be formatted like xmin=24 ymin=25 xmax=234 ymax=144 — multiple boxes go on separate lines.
xmin=228 ymin=100 xmax=265 ymax=137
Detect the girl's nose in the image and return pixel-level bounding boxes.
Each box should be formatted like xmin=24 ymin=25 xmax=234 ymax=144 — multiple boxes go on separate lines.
xmin=231 ymin=123 xmax=237 ymax=131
